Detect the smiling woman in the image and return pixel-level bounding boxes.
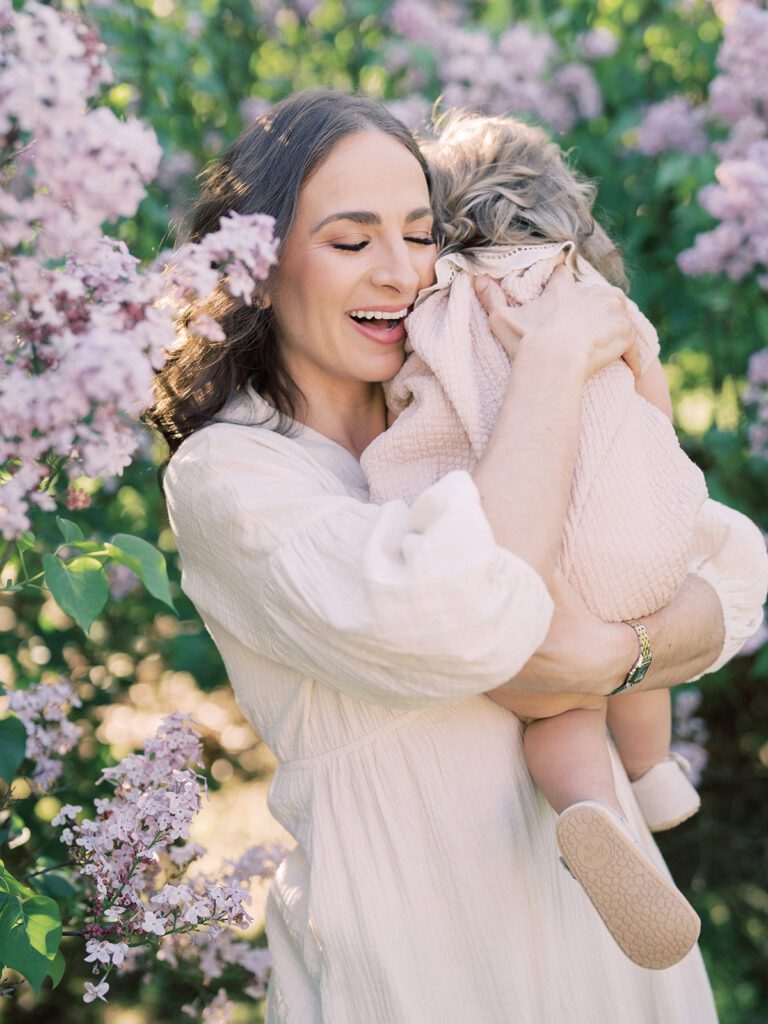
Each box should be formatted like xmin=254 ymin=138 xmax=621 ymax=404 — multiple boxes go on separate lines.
xmin=145 ymin=89 xmax=749 ymax=1024
xmin=261 ymin=130 xmax=436 ymax=453
xmin=145 ymin=92 xmax=434 ymax=452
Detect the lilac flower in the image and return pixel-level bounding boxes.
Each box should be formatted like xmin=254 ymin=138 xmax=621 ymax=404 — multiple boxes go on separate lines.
xmin=387 ymin=0 xmax=602 ymax=133
xmin=83 ymin=978 xmax=110 ymax=1004
xmin=0 ymin=4 xmax=278 ymax=538
xmin=42 ymin=713 xmax=272 ymax=1005
xmin=635 ymin=96 xmax=709 ymax=156
xmin=577 ymin=27 xmax=619 ymax=60
xmin=635 ymin=2 xmax=768 ymax=295
xmin=6 ymin=678 xmax=82 ymax=791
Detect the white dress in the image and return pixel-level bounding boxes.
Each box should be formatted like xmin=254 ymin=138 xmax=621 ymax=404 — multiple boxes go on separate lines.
xmin=163 ymin=383 xmax=767 ymax=1024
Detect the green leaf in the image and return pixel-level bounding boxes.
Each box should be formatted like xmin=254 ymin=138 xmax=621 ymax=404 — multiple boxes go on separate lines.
xmin=33 ymin=873 xmax=77 ymax=906
xmin=16 ymin=531 xmax=36 ymax=552
xmin=0 ymin=716 xmax=27 ymax=784
xmin=55 ymin=516 xmax=84 ymax=544
xmin=105 ymin=534 xmax=175 ymax=611
xmin=42 ymin=554 xmax=109 ymax=634
xmin=0 ymin=865 xmax=62 ymax=996
xmin=48 ymin=949 xmax=65 ymax=989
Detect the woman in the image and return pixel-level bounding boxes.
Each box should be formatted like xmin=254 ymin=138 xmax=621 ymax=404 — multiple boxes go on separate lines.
xmin=146 ymin=89 xmax=764 ymax=1023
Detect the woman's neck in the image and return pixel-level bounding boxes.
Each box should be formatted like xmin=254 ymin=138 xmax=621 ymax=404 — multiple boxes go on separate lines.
xmin=299 ymin=378 xmax=388 ymax=460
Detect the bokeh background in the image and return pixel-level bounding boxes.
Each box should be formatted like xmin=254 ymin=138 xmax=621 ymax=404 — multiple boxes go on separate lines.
xmin=2 ymin=0 xmax=768 ymax=1021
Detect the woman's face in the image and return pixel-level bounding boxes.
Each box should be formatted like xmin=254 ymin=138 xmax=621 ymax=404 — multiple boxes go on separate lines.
xmin=267 ymin=130 xmax=437 ymax=394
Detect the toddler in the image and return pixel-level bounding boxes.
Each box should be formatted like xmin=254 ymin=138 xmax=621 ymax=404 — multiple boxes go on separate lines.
xmin=361 ymin=112 xmax=715 ymax=970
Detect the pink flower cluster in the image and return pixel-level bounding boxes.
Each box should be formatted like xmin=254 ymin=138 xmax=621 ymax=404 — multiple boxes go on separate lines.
xmin=679 ymin=1 xmax=768 ymax=288
xmin=0 ymin=3 xmax=277 ymax=539
xmin=634 ymin=1 xmax=768 ymax=291
xmin=388 ymin=0 xmax=603 ymax=131
xmin=162 ymin=844 xmax=285 ymax=1009
xmin=51 ymin=712 xmax=283 ymax=1008
xmin=635 ymin=96 xmax=709 ymax=157
xmin=7 ymin=677 xmax=82 ymax=792
xmin=164 ymin=210 xmax=279 ymax=340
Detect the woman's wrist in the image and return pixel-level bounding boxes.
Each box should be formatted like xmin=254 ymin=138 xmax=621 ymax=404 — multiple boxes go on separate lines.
xmin=589 ymin=620 xmax=638 ymax=696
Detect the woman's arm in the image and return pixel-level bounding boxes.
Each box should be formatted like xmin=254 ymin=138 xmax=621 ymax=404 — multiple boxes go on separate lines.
xmin=471 ymin=266 xmax=639 ymax=583
xmin=489 ymin=571 xmax=724 ymax=699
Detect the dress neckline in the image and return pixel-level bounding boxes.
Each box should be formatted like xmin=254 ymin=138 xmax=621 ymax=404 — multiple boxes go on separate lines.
xmin=212 ymin=380 xmax=368 ymax=470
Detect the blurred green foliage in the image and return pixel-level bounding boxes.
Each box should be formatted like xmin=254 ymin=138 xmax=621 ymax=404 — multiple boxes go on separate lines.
xmin=2 ymin=0 xmax=767 ymax=1020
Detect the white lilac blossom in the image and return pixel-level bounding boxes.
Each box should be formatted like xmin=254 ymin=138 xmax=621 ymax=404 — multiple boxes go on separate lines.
xmin=0 ymin=2 xmax=278 ymax=538
xmin=6 ymin=678 xmax=82 ymax=791
xmin=156 ymin=842 xmax=284 ymax=1000
xmin=388 ymin=0 xmax=603 ymax=132
xmin=182 ymin=987 xmax=236 ymax=1024
xmin=45 ymin=712 xmax=280 ymax=1005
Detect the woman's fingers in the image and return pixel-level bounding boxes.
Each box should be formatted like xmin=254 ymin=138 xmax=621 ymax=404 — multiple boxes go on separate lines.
xmin=474 ymin=275 xmax=523 ymax=358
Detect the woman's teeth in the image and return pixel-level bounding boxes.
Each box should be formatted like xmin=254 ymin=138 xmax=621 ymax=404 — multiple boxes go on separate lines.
xmin=349 ymin=309 xmax=408 ymax=321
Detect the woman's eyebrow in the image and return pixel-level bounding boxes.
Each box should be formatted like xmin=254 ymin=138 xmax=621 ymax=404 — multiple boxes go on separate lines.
xmin=310 ymin=206 xmax=433 ymax=234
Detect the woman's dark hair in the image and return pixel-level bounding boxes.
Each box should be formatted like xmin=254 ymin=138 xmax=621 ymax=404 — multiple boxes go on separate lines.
xmin=143 ymin=89 xmax=430 ymax=454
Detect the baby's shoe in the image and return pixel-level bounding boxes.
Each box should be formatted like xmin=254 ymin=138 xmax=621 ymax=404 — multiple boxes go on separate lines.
xmin=630 ymin=753 xmax=700 ymax=833
xmin=556 ymin=800 xmax=700 ymax=970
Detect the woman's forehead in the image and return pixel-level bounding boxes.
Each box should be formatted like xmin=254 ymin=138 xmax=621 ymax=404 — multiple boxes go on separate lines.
xmin=299 ymin=131 xmax=430 ymax=222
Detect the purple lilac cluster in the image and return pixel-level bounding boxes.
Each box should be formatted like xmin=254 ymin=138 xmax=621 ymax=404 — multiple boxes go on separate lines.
xmin=635 ymin=96 xmax=709 ymax=157
xmin=50 ymin=712 xmax=283 ymax=1006
xmin=635 ymin=1 xmax=768 ymax=290
xmin=6 ymin=677 xmax=82 ymax=791
xmin=0 ymin=3 xmax=277 ymax=539
xmin=388 ymin=0 xmax=606 ymax=131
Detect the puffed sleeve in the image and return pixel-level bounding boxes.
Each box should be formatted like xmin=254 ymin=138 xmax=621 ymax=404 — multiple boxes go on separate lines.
xmin=687 ymin=498 xmax=768 ymax=679
xmin=164 ymin=425 xmax=554 ymax=708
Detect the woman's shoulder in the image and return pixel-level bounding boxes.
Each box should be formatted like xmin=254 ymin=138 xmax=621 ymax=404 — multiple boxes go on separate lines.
xmin=166 ymin=421 xmax=325 ymax=497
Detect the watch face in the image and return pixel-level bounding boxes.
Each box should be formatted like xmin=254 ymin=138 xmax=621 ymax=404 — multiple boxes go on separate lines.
xmin=629 ymin=661 xmax=651 ymax=685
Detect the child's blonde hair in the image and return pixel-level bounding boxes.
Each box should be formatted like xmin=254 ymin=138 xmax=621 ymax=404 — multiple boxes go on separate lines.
xmin=423 ymin=111 xmax=627 ymax=289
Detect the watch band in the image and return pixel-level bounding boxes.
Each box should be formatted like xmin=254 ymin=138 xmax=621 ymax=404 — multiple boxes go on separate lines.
xmin=609 ymin=622 xmax=652 ymax=696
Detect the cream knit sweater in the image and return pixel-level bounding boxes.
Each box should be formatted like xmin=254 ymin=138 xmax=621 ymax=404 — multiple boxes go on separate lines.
xmin=361 ymin=241 xmax=709 ymax=622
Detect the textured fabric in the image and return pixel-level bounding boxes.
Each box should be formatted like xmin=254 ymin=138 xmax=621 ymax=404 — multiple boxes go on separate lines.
xmin=362 ymin=242 xmax=709 ymax=621
xmin=164 ymin=384 xmax=764 ymax=1024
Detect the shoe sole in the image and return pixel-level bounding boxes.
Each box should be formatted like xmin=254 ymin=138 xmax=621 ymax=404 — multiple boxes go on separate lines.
xmin=556 ymin=803 xmax=701 ymax=970
xmin=647 ymin=802 xmax=701 ymax=833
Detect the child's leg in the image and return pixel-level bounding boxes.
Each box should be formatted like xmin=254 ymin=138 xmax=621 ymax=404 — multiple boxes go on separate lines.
xmin=605 ymin=689 xmax=670 ymax=781
xmin=523 ymin=700 xmax=623 ymax=817
xmin=607 ymin=688 xmax=700 ymax=832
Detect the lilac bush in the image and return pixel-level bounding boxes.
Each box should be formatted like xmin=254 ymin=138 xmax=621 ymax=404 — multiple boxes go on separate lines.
xmin=634 ymin=0 xmax=768 ymax=290
xmin=387 ymin=0 xmax=606 ymax=131
xmin=0 ymin=701 xmax=283 ymax=1010
xmin=0 ymin=1 xmax=277 ymax=539
xmin=0 ymin=4 xmax=281 ymax=1017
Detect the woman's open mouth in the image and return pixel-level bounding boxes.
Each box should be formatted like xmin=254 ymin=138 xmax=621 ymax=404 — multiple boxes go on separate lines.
xmin=346 ymin=307 xmax=409 ymax=345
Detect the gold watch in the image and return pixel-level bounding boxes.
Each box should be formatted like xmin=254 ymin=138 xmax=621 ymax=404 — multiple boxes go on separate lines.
xmin=609 ymin=622 xmax=652 ymax=696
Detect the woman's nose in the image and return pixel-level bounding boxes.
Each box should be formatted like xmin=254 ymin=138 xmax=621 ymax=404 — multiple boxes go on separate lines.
xmin=369 ymin=238 xmax=422 ymax=295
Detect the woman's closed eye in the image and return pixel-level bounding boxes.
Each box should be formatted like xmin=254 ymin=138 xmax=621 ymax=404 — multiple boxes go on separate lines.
xmin=331 ymin=235 xmax=435 ymax=252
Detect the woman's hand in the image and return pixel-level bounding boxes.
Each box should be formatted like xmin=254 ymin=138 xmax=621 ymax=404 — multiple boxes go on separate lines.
xmin=491 ymin=571 xmax=727 ymax=701
xmin=475 ymin=263 xmax=642 ymax=378
xmin=492 ymin=571 xmax=635 ymax=697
